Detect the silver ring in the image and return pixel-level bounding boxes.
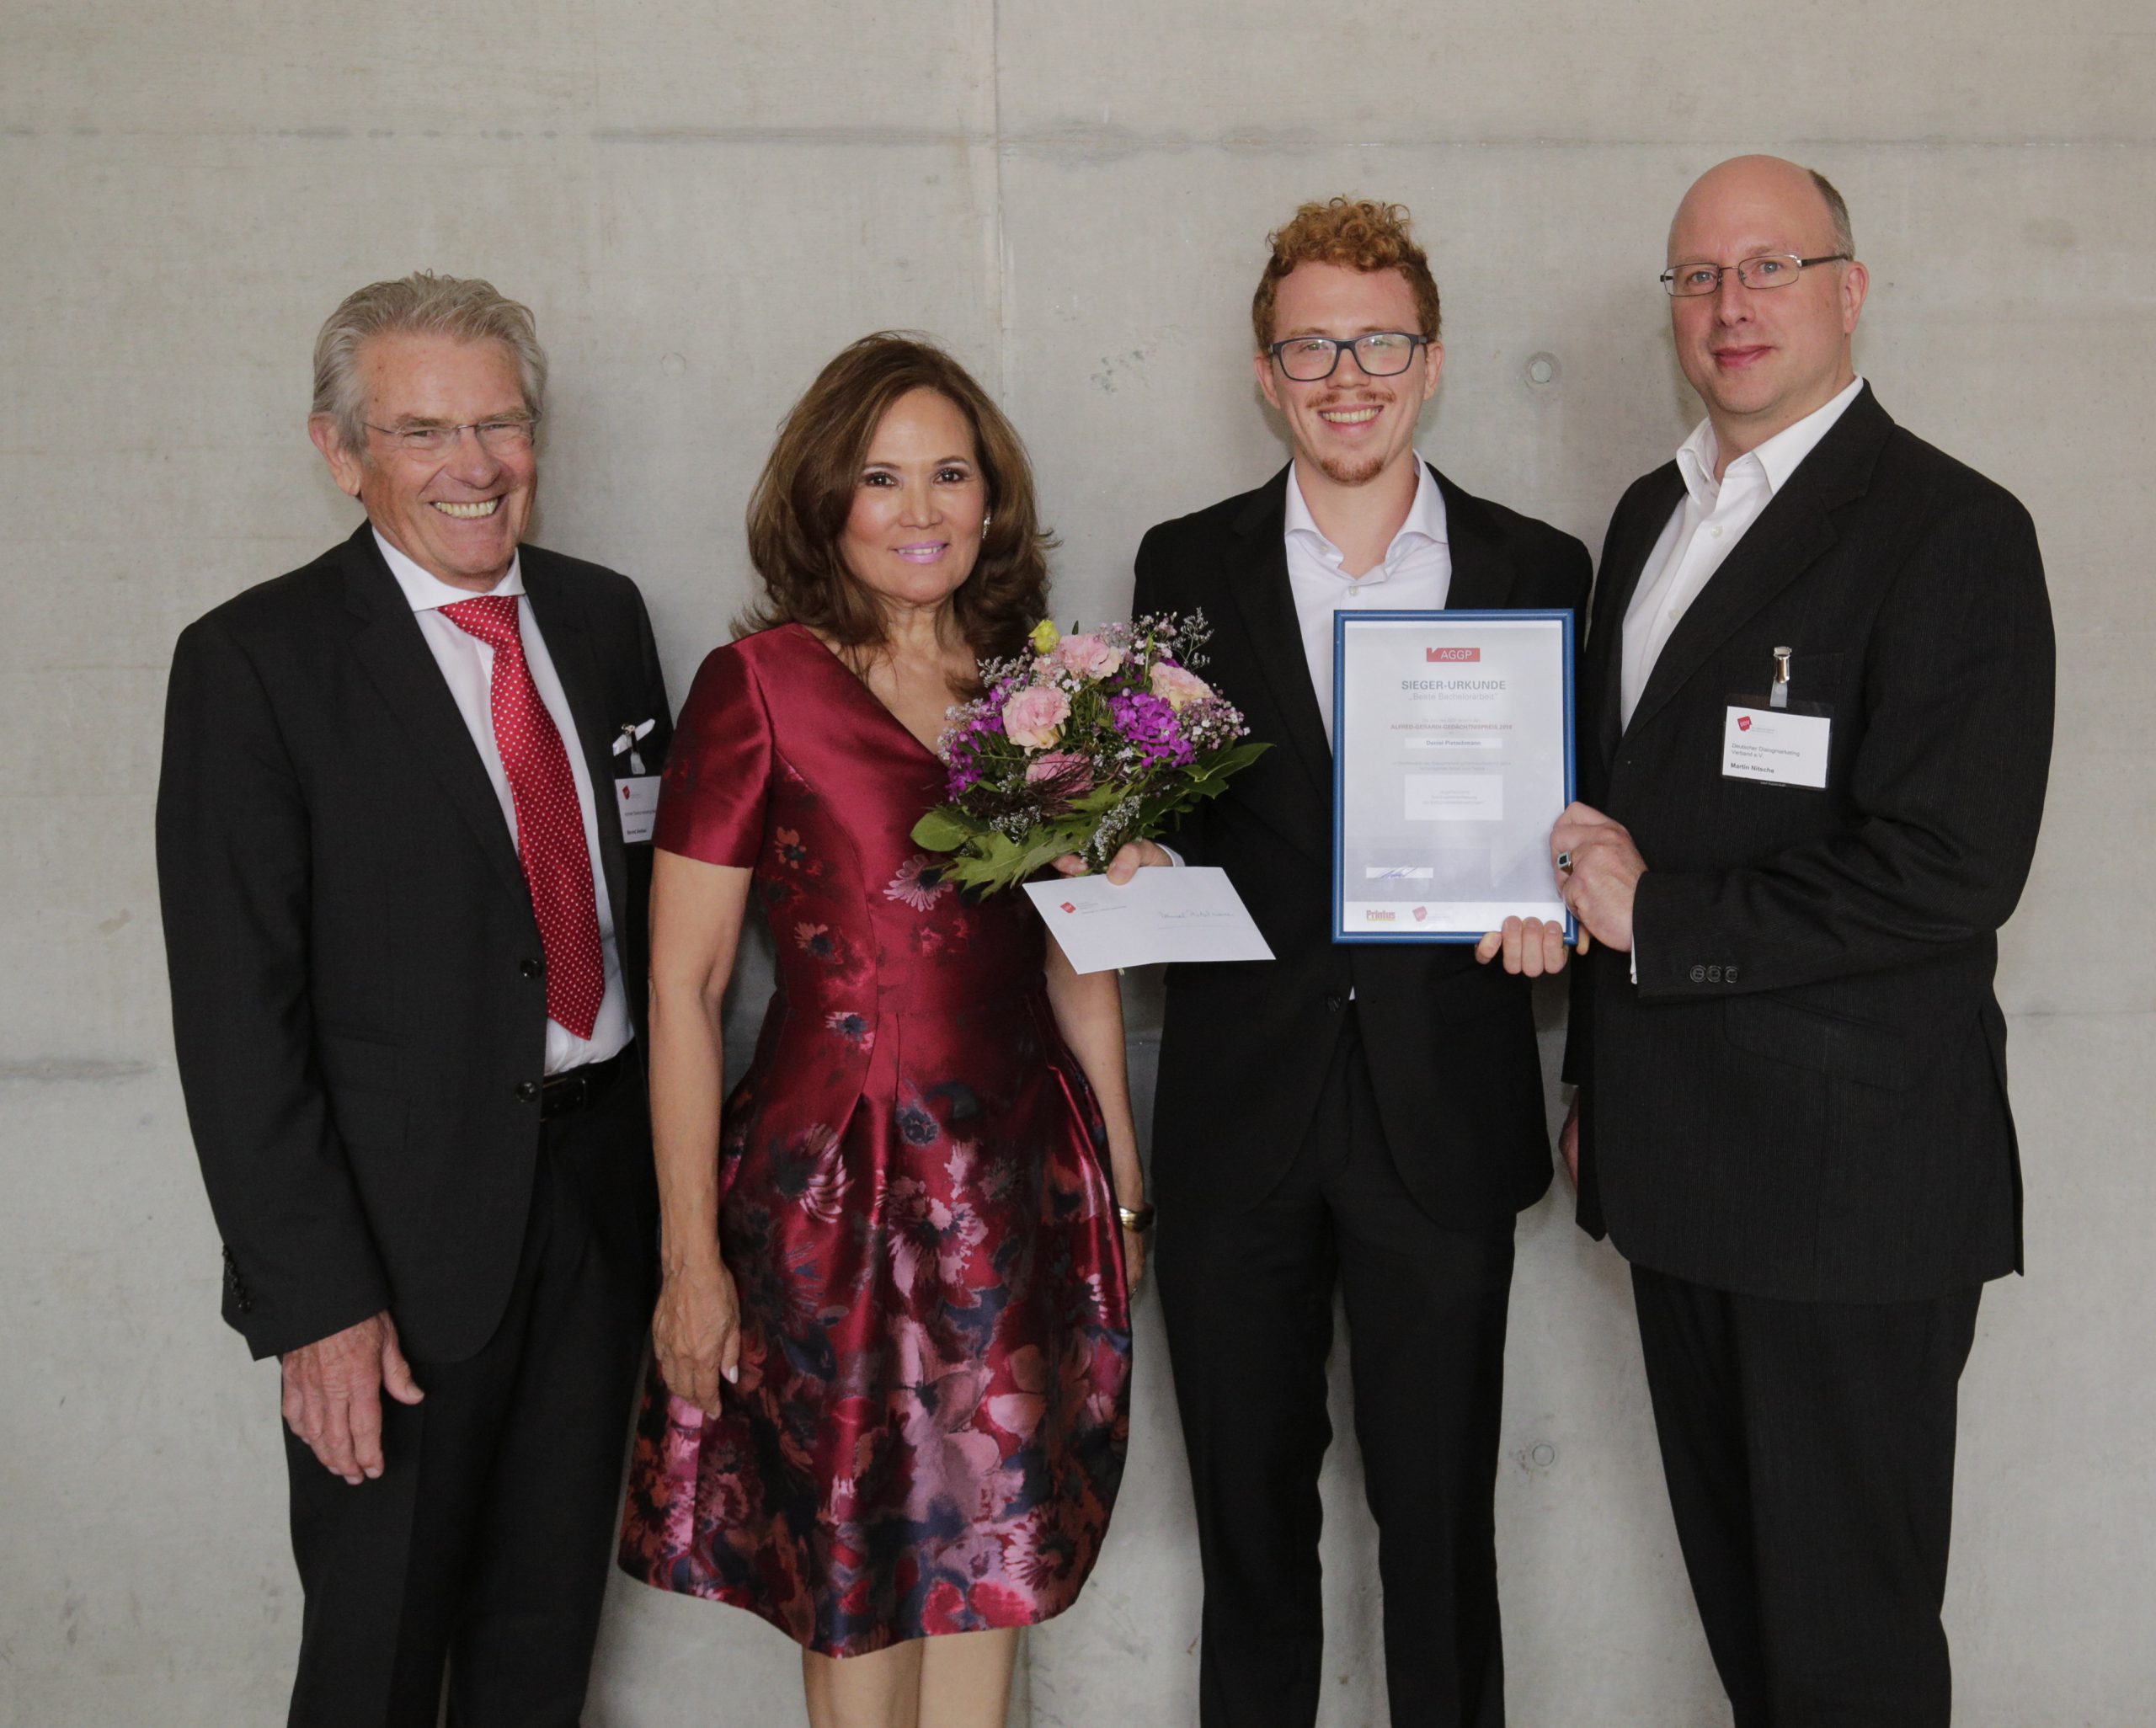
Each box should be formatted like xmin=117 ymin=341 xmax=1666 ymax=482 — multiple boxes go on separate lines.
xmin=1556 ymin=851 xmax=1574 ymax=873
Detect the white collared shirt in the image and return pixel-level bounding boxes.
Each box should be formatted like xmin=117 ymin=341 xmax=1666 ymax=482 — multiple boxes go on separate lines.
xmin=1285 ymin=455 xmax=1452 ymax=745
xmin=1620 ymin=376 xmax=1865 ymax=728
xmin=374 ymin=531 xmax=631 ymax=1073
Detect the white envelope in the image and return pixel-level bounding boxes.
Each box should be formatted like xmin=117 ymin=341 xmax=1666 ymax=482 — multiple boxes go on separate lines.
xmin=1022 ymin=867 xmax=1275 ymax=974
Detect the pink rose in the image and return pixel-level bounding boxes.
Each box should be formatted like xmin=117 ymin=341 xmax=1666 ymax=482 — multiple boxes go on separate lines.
xmin=1001 ymin=683 xmax=1071 ymax=749
xmin=1055 ymin=633 xmax=1123 ymax=679
xmin=1149 ymin=660 xmax=1214 ymax=710
xmin=1024 ymin=750 xmax=1094 ymax=808
xmin=1024 ymin=750 xmax=1093 ymax=790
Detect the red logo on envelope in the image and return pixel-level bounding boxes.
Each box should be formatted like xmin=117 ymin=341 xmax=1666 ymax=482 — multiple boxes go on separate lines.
xmin=1737 ymin=716 xmax=1753 ymax=731
xmin=1060 ymin=902 xmax=1076 ymax=914
xmin=1426 ymin=647 xmax=1481 ymax=662
xmin=1413 ymin=906 xmax=1428 ymax=921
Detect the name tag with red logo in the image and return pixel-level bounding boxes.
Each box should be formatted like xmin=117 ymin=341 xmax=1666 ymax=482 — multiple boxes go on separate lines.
xmin=1722 ymin=703 xmax=1831 ymax=789
xmin=615 ymin=776 xmax=660 ymax=844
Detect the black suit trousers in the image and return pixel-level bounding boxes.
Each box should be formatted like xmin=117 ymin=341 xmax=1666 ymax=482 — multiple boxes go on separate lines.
xmin=1630 ymin=1266 xmax=1981 ymax=1728
xmin=283 ymin=1075 xmax=657 ymax=1728
xmin=1157 ymin=1011 xmax=1514 ymax=1728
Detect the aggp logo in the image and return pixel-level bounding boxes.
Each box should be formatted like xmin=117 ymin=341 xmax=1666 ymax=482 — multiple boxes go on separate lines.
xmin=1060 ymin=901 xmax=1077 ymax=914
xmin=1412 ymin=905 xmax=1428 ymax=922
xmin=1737 ymin=716 xmax=1753 ymax=732
xmin=1426 ymin=646 xmax=1481 ymax=663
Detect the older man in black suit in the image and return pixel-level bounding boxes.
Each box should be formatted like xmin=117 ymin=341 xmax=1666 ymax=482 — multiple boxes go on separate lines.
xmin=157 ymin=273 xmax=670 ymax=1726
xmin=1552 ymin=158 xmax=2055 ymax=1726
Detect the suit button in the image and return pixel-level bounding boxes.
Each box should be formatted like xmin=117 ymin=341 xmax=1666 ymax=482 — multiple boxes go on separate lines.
xmin=1689 ymin=965 xmax=1706 ymax=984
xmin=1707 ymin=964 xmax=1723 ymax=983
xmin=1324 ymin=992 xmax=1345 ymax=1013
xmin=515 ymin=1080 xmax=542 ymax=1104
xmin=235 ymin=1293 xmax=254 ymax=1315
xmin=1726 ymin=964 xmax=1740 ymax=983
xmin=520 ymin=957 xmax=544 ymax=979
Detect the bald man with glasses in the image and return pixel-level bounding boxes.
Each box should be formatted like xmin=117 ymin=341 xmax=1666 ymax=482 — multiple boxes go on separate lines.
xmin=1546 ymin=157 xmax=2055 ymax=1727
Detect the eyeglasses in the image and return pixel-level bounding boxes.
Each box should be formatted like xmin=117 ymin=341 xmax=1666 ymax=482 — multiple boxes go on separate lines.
xmin=1267 ymin=332 xmax=1431 ymax=381
xmin=362 ymin=416 xmax=540 ymax=456
xmin=1659 ymin=253 xmax=1850 ymax=296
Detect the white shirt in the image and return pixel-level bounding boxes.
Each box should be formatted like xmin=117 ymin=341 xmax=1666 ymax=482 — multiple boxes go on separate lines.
xmin=1614 ymin=376 xmax=1864 ymax=983
xmin=1160 ymin=458 xmax=1451 ymax=881
xmin=375 ymin=532 xmax=632 ymax=1073
xmin=1285 ymin=455 xmax=1452 ymax=744
xmin=1621 ymin=376 xmax=1865 ymax=727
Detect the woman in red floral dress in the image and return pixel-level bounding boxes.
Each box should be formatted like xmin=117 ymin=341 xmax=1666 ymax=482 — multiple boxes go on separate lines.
xmin=618 ymin=335 xmax=1143 ymax=1727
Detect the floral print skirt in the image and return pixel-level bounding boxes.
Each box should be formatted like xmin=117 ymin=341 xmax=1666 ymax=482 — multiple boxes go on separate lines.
xmin=616 ymin=984 xmax=1133 ymax=1656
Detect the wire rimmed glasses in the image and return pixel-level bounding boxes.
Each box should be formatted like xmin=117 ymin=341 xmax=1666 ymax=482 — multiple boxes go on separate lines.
xmin=362 ymin=415 xmax=541 ymax=456
xmin=1659 ymin=254 xmax=1850 ymax=296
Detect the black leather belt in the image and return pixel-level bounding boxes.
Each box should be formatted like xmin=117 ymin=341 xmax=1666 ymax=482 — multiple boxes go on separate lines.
xmin=539 ymin=1048 xmax=632 ymax=1118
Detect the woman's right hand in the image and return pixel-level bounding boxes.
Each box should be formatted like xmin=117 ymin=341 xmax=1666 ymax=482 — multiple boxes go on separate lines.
xmin=652 ymin=1256 xmax=741 ymax=1417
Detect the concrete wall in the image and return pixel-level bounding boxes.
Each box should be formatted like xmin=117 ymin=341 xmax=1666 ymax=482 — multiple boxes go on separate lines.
xmin=3 ymin=3 xmax=2150 ymax=1722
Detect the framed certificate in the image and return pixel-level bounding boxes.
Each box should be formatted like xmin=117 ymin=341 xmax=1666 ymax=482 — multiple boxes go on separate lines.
xmin=1331 ymin=610 xmax=1576 ymax=943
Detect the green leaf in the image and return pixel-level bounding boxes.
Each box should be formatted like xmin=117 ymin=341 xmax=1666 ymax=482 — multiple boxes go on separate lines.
xmin=910 ymin=805 xmax=985 ymax=852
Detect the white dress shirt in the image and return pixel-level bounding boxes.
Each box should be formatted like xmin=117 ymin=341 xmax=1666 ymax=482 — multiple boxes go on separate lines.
xmin=1620 ymin=376 xmax=1865 ymax=727
xmin=375 ymin=532 xmax=632 ymax=1073
xmin=1160 ymin=458 xmax=1451 ymax=885
xmin=1285 ymin=455 xmax=1453 ymax=744
xmin=1614 ymin=376 xmax=1864 ymax=982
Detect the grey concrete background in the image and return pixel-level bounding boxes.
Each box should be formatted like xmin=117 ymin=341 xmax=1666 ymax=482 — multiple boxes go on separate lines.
xmin=3 ymin=2 xmax=2151 ymax=1723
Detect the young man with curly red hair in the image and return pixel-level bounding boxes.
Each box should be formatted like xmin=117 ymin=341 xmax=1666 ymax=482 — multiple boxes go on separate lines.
xmin=1131 ymin=198 xmax=1589 ymax=1727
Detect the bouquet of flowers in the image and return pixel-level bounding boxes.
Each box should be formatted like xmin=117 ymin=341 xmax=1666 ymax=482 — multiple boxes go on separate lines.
xmin=910 ymin=613 xmax=1269 ymax=893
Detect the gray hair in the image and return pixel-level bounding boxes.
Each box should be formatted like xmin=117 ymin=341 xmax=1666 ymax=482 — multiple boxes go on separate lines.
xmin=1808 ymin=168 xmax=1855 ymax=259
xmin=311 ymin=271 xmax=547 ymax=451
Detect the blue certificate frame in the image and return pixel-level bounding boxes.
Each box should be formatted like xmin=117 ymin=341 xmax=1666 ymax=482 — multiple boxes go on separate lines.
xmin=1331 ymin=610 xmax=1577 ymax=944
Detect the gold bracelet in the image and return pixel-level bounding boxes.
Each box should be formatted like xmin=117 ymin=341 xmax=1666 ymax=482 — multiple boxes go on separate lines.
xmin=1117 ymin=1202 xmax=1156 ymax=1233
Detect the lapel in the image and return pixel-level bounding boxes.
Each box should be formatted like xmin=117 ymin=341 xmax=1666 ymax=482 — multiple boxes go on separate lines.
xmin=1588 ymin=466 xmax=1687 ymax=771
xmin=1223 ymin=467 xmax=1335 ymax=809
xmin=1217 ymin=461 xmax=1517 ymax=865
xmin=1624 ymin=386 xmax=1892 ymax=743
xmin=1434 ymin=467 xmax=1516 ymax=614
xmin=522 ymin=551 xmax=629 ymax=940
xmin=341 ymin=527 xmax=530 ymax=904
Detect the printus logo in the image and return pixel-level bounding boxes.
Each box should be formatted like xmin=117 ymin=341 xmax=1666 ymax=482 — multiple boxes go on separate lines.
xmin=1412 ymin=905 xmax=1428 ymax=922
xmin=1737 ymin=716 xmax=1753 ymax=732
xmin=1060 ymin=902 xmax=1077 ymax=915
xmin=1426 ymin=646 xmax=1481 ymax=663
xmin=1367 ymin=909 xmax=1397 ymax=922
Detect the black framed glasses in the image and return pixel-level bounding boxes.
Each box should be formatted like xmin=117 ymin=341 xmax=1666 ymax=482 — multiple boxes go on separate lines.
xmin=1267 ymin=331 xmax=1431 ymax=381
xmin=363 ymin=415 xmax=540 ymax=456
xmin=1659 ymin=253 xmax=1850 ymax=296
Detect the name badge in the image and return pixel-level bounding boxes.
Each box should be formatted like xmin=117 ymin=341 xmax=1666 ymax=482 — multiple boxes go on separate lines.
xmin=1722 ymin=703 xmax=1831 ymax=789
xmin=615 ymin=776 xmax=660 ymax=844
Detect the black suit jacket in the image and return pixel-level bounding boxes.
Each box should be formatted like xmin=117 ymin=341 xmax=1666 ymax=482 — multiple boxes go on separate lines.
xmin=157 ymin=525 xmax=672 ymax=1362
xmin=1566 ymin=387 xmax=2054 ymax=1302
xmin=1134 ymin=463 xmax=1592 ymax=1224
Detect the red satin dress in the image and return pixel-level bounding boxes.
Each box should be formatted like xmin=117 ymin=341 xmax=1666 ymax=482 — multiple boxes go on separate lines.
xmin=616 ymin=623 xmax=1132 ymax=1657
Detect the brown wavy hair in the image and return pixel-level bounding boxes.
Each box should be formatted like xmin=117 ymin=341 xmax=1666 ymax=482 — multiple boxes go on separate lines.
xmin=740 ymin=333 xmax=1053 ymax=680
xmin=1251 ymin=197 xmax=1443 ymax=353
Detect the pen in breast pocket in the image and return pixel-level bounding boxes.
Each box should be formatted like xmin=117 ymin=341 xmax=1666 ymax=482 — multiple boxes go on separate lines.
xmin=1769 ymin=647 xmax=1792 ymax=711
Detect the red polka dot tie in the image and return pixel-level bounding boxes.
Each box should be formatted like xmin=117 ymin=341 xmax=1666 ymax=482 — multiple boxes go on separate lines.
xmin=441 ymin=595 xmax=604 ymax=1040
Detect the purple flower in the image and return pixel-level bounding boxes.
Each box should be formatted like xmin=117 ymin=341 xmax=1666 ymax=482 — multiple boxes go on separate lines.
xmin=884 ymin=854 xmax=951 ymax=911
xmin=1107 ymin=690 xmax=1196 ymax=767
